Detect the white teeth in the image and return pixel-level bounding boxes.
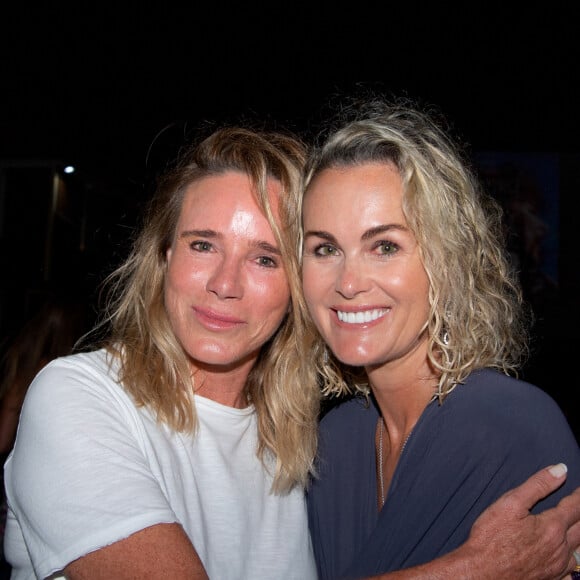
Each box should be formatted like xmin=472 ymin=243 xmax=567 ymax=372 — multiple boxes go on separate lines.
xmin=337 ymin=309 xmax=387 ymax=324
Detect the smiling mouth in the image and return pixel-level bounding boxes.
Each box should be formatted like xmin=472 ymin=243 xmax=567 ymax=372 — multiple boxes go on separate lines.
xmin=336 ymin=309 xmax=388 ymax=324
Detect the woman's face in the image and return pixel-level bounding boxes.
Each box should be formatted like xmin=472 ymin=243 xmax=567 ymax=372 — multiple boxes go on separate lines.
xmin=301 ymin=162 xmax=431 ymax=371
xmin=165 ymin=171 xmax=291 ymax=375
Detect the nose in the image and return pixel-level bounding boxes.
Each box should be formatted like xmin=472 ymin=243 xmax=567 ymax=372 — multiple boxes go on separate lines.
xmin=206 ymin=257 xmax=244 ymax=299
xmin=335 ymin=257 xmax=370 ymax=299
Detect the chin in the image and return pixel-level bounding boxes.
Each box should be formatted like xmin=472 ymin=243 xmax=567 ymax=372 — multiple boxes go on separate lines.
xmin=186 ymin=346 xmax=235 ymax=365
xmin=190 ymin=345 xmax=260 ymax=370
xmin=331 ymin=349 xmax=375 ymax=368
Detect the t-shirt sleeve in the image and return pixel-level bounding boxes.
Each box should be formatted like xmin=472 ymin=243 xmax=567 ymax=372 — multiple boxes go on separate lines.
xmin=4 ymin=355 xmax=179 ymax=579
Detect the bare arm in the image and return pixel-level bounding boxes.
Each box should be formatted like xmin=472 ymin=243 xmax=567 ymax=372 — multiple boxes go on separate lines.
xmin=64 ymin=523 xmax=209 ymax=579
xmin=367 ymin=464 xmax=580 ymax=580
xmin=62 ymin=465 xmax=580 ymax=579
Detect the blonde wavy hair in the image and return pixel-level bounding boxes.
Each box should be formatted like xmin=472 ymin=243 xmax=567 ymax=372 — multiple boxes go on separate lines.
xmin=98 ymin=126 xmax=320 ymax=492
xmin=300 ymin=99 xmax=531 ymax=402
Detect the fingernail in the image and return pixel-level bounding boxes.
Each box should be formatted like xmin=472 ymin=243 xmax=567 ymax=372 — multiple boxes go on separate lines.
xmin=549 ymin=463 xmax=568 ymax=478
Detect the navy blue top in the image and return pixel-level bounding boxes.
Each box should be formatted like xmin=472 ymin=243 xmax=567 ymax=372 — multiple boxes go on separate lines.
xmin=307 ymin=369 xmax=580 ymax=579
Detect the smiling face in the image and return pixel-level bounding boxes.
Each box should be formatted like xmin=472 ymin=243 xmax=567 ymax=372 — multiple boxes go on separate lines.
xmin=301 ymin=162 xmax=431 ymax=374
xmin=165 ymin=171 xmax=291 ymax=380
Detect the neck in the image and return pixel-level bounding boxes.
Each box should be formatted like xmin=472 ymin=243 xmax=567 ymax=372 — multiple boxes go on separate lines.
xmin=371 ymin=356 xmax=438 ymax=509
xmin=189 ymin=360 xmax=254 ymax=409
xmin=367 ymin=357 xmax=437 ymax=441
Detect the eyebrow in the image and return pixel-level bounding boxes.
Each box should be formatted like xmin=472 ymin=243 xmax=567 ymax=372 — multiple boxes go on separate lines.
xmin=303 ymin=230 xmax=336 ymax=243
xmin=304 ymin=224 xmax=408 ymax=243
xmin=180 ymin=229 xmax=282 ymax=255
xmin=361 ymin=224 xmax=408 ymax=241
xmin=180 ymin=229 xmax=217 ymax=239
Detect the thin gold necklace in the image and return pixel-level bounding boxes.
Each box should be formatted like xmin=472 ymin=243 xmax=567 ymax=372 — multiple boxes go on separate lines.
xmin=378 ymin=418 xmax=386 ymax=507
xmin=378 ymin=417 xmax=412 ymax=508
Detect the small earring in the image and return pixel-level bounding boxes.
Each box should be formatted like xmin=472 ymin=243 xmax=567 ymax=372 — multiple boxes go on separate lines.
xmin=323 ymin=347 xmax=329 ymax=364
xmin=442 ymin=331 xmax=449 ymax=346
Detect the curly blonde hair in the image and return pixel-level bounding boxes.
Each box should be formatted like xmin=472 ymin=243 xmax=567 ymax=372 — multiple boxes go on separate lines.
xmin=300 ymin=99 xmax=531 ymax=402
xmin=97 ymin=126 xmax=320 ymax=492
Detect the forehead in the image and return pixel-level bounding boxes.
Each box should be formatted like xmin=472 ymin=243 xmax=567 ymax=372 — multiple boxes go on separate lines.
xmin=183 ymin=170 xmax=281 ymax=209
xmin=177 ymin=171 xmax=283 ymax=233
xmin=304 ymin=162 xmax=405 ymax=220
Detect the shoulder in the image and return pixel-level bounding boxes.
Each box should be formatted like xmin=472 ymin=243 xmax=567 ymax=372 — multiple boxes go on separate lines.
xmin=423 ymin=369 xmax=580 ymax=508
xmin=10 ymin=349 xmax=153 ymax=493
xmin=435 ymin=369 xmax=576 ymax=452
xmin=20 ymin=349 xmax=133 ymax=427
xmin=39 ymin=348 xmax=115 ymax=379
xmin=26 ymin=349 xmax=118 ymax=397
xmin=449 ymin=369 xmax=561 ymax=418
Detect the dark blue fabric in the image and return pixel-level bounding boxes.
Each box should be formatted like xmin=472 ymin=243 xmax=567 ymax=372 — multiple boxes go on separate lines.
xmin=307 ymin=369 xmax=580 ymax=580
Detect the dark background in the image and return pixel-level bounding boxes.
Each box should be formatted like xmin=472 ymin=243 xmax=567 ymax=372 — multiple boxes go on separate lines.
xmin=0 ymin=5 xmax=578 ymax=439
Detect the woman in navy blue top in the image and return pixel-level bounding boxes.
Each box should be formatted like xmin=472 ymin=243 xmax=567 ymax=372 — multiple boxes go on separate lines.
xmin=300 ymin=99 xmax=580 ymax=579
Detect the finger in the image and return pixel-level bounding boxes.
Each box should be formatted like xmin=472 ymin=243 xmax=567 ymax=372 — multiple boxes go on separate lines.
xmin=557 ymin=487 xmax=580 ymax=533
xmin=569 ymin=525 xmax=580 ymax=559
xmin=501 ymin=464 xmax=568 ymax=514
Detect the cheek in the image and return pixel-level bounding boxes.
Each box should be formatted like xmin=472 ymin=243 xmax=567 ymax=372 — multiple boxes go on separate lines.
xmin=166 ymin=254 xmax=205 ymax=292
xmin=164 ymin=274 xmax=184 ymax=314
xmin=165 ymin=249 xmax=183 ymax=287
xmin=302 ymin=285 xmax=324 ymax=330
xmin=245 ymin=269 xmax=291 ymax=313
xmin=266 ymin=279 xmax=291 ymax=313
xmin=164 ymin=260 xmax=202 ymax=323
xmin=301 ymin=263 xmax=322 ymax=304
xmin=395 ymin=269 xmax=431 ymax=316
xmin=163 ymin=271 xmax=182 ymax=320
xmin=254 ymin=280 xmax=291 ymax=339
xmin=389 ymin=260 xmax=430 ymax=292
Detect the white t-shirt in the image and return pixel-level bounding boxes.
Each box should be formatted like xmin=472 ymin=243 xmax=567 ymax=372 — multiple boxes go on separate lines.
xmin=3 ymin=349 xmax=316 ymax=579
